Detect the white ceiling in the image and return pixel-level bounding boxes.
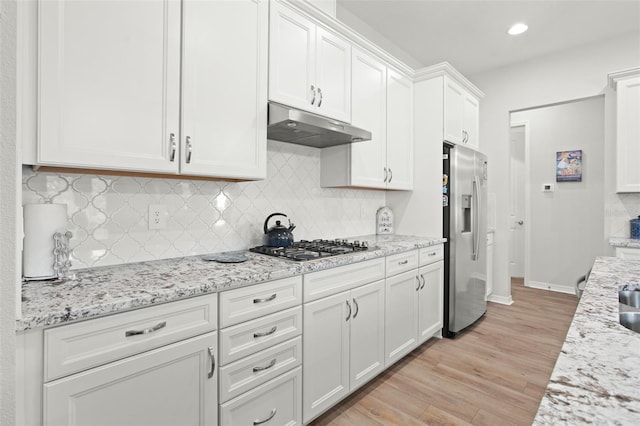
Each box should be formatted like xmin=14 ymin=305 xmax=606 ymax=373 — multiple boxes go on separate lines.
xmin=336 ymin=0 xmax=640 ymax=76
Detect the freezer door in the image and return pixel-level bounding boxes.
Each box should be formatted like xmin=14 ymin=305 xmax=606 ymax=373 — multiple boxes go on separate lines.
xmin=449 ymin=147 xmax=487 ymax=333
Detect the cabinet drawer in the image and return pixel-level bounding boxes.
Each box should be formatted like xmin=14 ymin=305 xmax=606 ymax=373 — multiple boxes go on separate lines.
xmin=220 ymin=366 xmax=302 ymax=426
xmin=419 ymin=245 xmax=444 ymax=266
xmin=219 ymin=336 xmax=301 ymax=403
xmin=303 ymin=257 xmax=385 ymax=302
xmin=386 ymin=250 xmax=419 ymax=276
xmin=220 ymin=306 xmax=302 ymax=365
xmin=44 ymin=294 xmax=217 ymax=381
xmin=219 ymin=276 xmax=302 ymax=328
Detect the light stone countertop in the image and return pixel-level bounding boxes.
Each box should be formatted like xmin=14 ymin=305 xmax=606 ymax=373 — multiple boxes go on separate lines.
xmin=533 ymin=257 xmax=640 ymax=424
xmin=609 ymin=237 xmax=640 ymax=249
xmin=18 ymin=234 xmax=445 ymax=331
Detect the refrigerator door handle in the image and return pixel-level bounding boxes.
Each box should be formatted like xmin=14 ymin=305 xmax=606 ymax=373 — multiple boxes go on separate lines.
xmin=472 ymin=176 xmax=480 ymax=261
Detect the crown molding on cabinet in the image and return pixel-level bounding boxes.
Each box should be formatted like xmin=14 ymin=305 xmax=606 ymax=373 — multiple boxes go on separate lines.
xmin=414 ymin=62 xmax=485 ymax=99
xmin=608 ymin=67 xmax=640 ymax=90
xmin=282 ymin=0 xmax=415 ymax=77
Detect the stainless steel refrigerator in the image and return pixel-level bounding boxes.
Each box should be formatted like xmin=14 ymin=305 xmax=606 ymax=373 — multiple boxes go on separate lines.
xmin=443 ymin=143 xmax=488 ymax=337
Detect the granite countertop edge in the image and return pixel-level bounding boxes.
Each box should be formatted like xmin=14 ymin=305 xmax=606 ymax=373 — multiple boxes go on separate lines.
xmin=18 ymin=235 xmax=445 ymax=332
xmin=532 ymin=256 xmax=640 ymax=424
xmin=609 ymin=236 xmax=640 ymax=248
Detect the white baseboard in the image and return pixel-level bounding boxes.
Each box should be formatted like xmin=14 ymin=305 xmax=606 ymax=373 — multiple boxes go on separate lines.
xmin=487 ymin=293 xmax=513 ymax=305
xmin=527 ymin=280 xmax=576 ymax=295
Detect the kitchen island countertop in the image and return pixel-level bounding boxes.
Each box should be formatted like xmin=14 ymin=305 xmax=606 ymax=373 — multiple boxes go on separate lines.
xmin=18 ymin=234 xmax=444 ymax=331
xmin=533 ymin=256 xmax=640 ymax=424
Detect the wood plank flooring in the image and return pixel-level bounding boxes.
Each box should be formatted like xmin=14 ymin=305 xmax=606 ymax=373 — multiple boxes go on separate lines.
xmin=311 ymin=280 xmax=579 ymax=426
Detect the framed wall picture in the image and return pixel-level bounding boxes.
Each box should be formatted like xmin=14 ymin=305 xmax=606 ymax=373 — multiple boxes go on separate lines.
xmin=556 ymin=150 xmax=582 ymax=182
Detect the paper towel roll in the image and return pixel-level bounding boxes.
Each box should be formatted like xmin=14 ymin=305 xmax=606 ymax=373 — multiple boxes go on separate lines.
xmin=23 ymin=203 xmax=68 ymax=279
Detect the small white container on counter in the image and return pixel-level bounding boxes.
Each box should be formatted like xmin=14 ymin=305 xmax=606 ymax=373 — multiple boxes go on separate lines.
xmin=23 ymin=203 xmax=68 ymax=279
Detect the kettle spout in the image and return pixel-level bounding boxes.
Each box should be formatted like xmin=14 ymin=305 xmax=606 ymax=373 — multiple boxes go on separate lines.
xmin=288 ymin=220 xmax=296 ymax=232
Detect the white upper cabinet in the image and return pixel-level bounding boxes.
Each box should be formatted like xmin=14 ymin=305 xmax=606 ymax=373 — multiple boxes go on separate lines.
xmin=269 ymin=0 xmax=351 ymax=122
xmin=180 ymin=0 xmax=267 ymax=179
xmin=348 ymin=48 xmax=388 ymax=188
xmin=444 ymin=76 xmax=480 ymax=150
xmin=610 ymin=71 xmax=640 ymax=192
xmin=38 ymin=0 xmax=181 ymax=173
xmin=36 ymin=0 xmax=267 ymax=179
xmin=386 ymin=69 xmax=414 ymax=190
xmin=320 ymin=49 xmax=414 ymax=190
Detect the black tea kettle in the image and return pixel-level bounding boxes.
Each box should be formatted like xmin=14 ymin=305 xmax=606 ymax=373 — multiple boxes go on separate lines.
xmin=263 ymin=213 xmax=295 ymax=247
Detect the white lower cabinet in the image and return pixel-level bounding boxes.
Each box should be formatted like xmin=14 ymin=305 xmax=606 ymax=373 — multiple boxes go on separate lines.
xmin=44 ymin=331 xmax=218 ymax=426
xmin=220 ymin=367 xmax=302 ymax=426
xmin=384 ymin=270 xmax=419 ymax=365
xmin=385 ymin=248 xmax=444 ymax=366
xmin=615 ymin=246 xmax=640 ymax=260
xmin=303 ymin=280 xmax=385 ymax=423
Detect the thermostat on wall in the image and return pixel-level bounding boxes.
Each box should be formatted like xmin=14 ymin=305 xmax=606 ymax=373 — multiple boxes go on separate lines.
xmin=542 ymin=183 xmax=555 ymax=192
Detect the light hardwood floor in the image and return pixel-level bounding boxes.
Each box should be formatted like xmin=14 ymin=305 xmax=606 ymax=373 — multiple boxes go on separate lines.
xmin=311 ymin=280 xmax=579 ymax=426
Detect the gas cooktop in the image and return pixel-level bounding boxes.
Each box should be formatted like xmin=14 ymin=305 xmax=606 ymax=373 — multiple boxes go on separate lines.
xmin=250 ymin=239 xmax=370 ymax=261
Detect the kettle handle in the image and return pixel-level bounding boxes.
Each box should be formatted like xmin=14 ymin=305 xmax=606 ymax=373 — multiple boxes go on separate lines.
xmin=263 ymin=213 xmax=287 ymax=234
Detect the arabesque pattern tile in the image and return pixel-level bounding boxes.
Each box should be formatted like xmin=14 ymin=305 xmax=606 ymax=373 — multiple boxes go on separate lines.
xmin=22 ymin=141 xmax=386 ymax=269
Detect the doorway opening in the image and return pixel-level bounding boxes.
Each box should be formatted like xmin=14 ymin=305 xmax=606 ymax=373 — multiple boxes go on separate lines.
xmin=509 ymin=122 xmax=528 ymax=287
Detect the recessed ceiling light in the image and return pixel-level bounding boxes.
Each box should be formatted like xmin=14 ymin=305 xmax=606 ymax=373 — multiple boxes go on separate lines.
xmin=508 ymin=23 xmax=528 ymax=35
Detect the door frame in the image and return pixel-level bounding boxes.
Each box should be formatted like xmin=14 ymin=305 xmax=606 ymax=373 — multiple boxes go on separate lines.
xmin=509 ymin=120 xmax=531 ymax=288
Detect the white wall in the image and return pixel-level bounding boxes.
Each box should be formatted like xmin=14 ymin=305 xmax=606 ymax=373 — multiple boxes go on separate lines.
xmin=512 ymin=96 xmax=605 ymax=293
xmin=0 ymin=1 xmax=18 ymax=424
xmin=470 ymin=33 xmax=640 ymax=302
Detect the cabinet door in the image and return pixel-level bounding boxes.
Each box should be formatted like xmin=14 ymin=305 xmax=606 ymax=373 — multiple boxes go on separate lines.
xmin=38 ymin=0 xmax=181 ymax=173
xmin=418 ymin=261 xmax=444 ymax=344
xmin=44 ymin=332 xmax=217 ymax=426
xmin=269 ymin=1 xmax=316 ymax=113
xmin=443 ymin=76 xmax=464 ymax=145
xmin=384 ymin=270 xmax=419 ymax=367
xmin=350 ymin=48 xmax=387 ymax=188
xmin=315 ymin=27 xmax=351 ymax=122
xmin=616 ymin=76 xmax=640 ymax=192
xmin=181 ymin=0 xmax=267 ymax=179
xmin=303 ymin=292 xmax=350 ymax=423
xmin=349 ymin=280 xmax=385 ymax=392
xmin=463 ymin=92 xmax=480 ymax=150
xmin=386 ymin=69 xmax=414 ymax=190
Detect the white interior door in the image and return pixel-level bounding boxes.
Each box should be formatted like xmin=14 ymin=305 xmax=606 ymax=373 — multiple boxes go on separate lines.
xmin=509 ymin=125 xmax=526 ymax=278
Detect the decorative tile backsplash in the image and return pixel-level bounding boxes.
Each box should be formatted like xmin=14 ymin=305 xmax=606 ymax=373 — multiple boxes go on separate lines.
xmin=22 ymin=141 xmax=386 ymax=269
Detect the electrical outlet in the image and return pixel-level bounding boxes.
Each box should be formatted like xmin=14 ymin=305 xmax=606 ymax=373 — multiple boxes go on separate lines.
xmin=148 ymin=204 xmax=167 ymax=230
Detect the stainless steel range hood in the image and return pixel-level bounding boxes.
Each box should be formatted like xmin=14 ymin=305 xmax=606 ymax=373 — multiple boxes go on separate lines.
xmin=267 ymin=102 xmax=372 ymax=148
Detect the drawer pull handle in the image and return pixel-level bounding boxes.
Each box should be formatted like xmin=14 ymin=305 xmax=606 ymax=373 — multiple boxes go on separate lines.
xmin=252 ymin=358 xmax=277 ymax=372
xmin=428 ymin=252 xmax=437 ymax=257
xmin=253 ymin=294 xmax=277 ymax=304
xmin=254 ymin=408 xmax=277 ymax=425
xmin=208 ymin=346 xmax=216 ymax=379
xmin=125 ymin=321 xmax=166 ymax=337
xmin=253 ymin=326 xmax=277 ymax=338
xmin=398 ymin=260 xmax=409 ymax=265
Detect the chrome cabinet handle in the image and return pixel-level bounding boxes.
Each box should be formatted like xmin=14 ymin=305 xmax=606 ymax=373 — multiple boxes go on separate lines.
xmin=383 ymin=167 xmax=388 ymax=183
xmin=208 ymin=346 xmax=216 ymax=379
xmin=253 ymin=326 xmax=277 ymax=338
xmin=125 ymin=321 xmax=166 ymax=337
xmin=317 ymin=87 xmax=323 ymax=107
xmin=169 ymin=133 xmax=176 ymax=162
xmin=428 ymin=252 xmax=437 ymax=257
xmin=389 ymin=168 xmax=393 ymax=183
xmin=398 ymin=260 xmax=408 ymax=265
xmin=420 ymin=275 xmax=426 ymax=290
xmin=346 ymin=300 xmax=352 ymax=321
xmin=254 ymin=408 xmax=277 ymax=425
xmin=252 ymin=358 xmax=277 ymax=372
xmin=416 ymin=276 xmax=421 ymax=291
xmin=310 ymin=85 xmax=316 ymax=105
xmin=253 ymin=294 xmax=276 ymax=304
xmin=352 ymin=298 xmax=359 ymax=319
xmin=186 ymin=136 xmax=193 ymax=164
